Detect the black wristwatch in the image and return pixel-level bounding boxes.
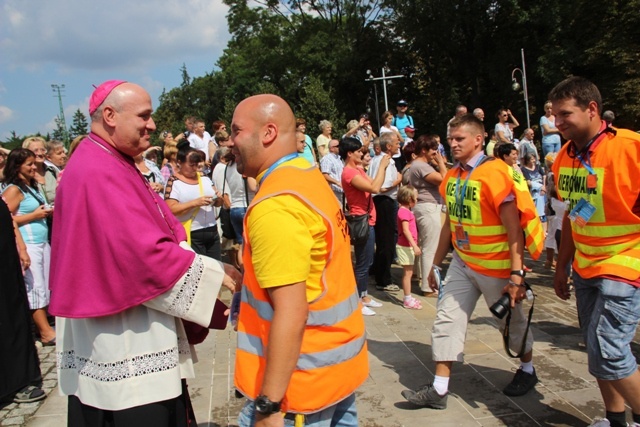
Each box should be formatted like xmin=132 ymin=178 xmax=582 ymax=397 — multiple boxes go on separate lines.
xmin=255 ymin=395 xmax=281 ymax=415
xmin=510 ymin=269 xmax=525 ymax=278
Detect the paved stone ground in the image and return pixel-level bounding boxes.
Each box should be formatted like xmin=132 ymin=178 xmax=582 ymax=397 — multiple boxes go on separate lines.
xmin=5 ymin=255 xmax=640 ymax=426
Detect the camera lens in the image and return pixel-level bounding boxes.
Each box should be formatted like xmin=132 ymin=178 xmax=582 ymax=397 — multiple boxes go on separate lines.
xmin=490 ymin=294 xmax=511 ymax=319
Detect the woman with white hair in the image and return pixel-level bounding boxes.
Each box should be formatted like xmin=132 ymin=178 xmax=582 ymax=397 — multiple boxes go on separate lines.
xmin=316 ymin=120 xmax=333 ymax=160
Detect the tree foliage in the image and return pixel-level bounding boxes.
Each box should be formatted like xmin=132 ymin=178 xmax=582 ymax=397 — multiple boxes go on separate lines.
xmin=154 ymin=0 xmax=640 ymax=138
xmin=68 ymin=109 xmax=89 ymax=140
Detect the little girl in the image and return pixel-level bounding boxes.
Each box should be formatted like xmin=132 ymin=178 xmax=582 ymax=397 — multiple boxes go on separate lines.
xmin=396 ymin=185 xmax=422 ymax=309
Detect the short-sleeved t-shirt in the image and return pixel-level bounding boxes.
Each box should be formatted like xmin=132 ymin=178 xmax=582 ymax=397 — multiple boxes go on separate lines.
xmin=341 ymin=166 xmax=376 ymax=226
xmin=407 ymin=160 xmax=442 ymax=204
xmin=164 ymin=175 xmax=218 ymax=231
xmin=397 ymin=206 xmax=417 ymax=247
xmin=494 ymin=123 xmax=513 ymax=142
xmin=248 ymin=157 xmax=326 ymax=301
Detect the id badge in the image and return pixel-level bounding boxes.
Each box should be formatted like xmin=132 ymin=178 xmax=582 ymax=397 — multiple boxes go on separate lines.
xmin=454 ymin=224 xmax=470 ymax=250
xmin=569 ymin=198 xmax=597 ymax=226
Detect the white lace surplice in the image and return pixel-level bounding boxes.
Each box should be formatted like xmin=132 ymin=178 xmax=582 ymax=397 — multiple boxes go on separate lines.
xmin=56 ymin=255 xmax=223 ymax=411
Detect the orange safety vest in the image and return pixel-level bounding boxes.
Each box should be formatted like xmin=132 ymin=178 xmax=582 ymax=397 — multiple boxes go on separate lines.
xmin=234 ymin=164 xmax=369 ymax=414
xmin=439 ymin=157 xmax=544 ymax=278
xmin=553 ymin=129 xmax=640 ymax=280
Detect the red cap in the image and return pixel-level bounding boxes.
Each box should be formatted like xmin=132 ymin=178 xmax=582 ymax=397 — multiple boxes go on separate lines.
xmin=89 ymin=80 xmax=126 ymax=115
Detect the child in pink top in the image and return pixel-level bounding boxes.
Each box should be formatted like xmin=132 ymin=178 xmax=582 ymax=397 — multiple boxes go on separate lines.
xmin=396 ymin=186 xmax=422 ymax=309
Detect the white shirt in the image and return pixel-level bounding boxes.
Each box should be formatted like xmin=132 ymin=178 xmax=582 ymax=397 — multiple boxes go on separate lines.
xmin=367 ymin=153 xmax=399 ymax=199
xmin=188 ymin=132 xmax=212 ymax=161
xmin=319 ymin=152 xmax=344 ymax=196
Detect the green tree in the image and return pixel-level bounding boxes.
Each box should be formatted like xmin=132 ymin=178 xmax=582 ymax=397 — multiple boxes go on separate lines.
xmin=68 ymin=109 xmax=89 ymax=140
xmin=2 ymin=131 xmax=24 ymax=151
xmin=52 ymin=117 xmax=67 ymax=142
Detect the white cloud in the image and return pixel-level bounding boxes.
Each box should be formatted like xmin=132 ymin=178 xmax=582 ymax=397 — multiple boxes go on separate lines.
xmin=0 ymin=106 xmax=14 ymax=123
xmin=0 ymin=0 xmax=230 ymax=72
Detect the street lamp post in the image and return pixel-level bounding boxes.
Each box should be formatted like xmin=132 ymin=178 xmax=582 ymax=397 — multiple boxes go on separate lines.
xmin=365 ymin=67 xmax=405 ymax=118
xmin=510 ymin=48 xmax=530 ymax=130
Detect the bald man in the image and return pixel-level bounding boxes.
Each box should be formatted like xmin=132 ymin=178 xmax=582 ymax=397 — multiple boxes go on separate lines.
xmin=49 ymin=81 xmax=238 ymax=426
xmin=231 ymin=94 xmax=368 ymax=427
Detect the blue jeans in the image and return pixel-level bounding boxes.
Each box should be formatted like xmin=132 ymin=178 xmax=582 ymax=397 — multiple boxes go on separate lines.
xmin=353 ymin=226 xmax=375 ymax=298
xmin=542 ymin=141 xmax=561 ymax=157
xmin=574 ymin=273 xmax=640 ymax=380
xmin=230 ymin=207 xmax=247 ymax=244
xmin=238 ymin=393 xmax=358 ymax=427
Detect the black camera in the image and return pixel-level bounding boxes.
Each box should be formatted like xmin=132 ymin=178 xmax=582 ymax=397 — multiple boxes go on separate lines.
xmin=490 ymin=294 xmax=511 ymax=319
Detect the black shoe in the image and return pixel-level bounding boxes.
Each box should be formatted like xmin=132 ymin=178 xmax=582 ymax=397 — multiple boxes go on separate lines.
xmin=401 ymin=383 xmax=448 ymax=409
xmin=503 ymin=368 xmax=538 ymax=396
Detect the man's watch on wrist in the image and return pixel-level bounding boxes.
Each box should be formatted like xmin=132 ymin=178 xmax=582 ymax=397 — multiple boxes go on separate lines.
xmin=255 ymin=395 xmax=282 ymax=415
xmin=510 ymin=269 xmax=525 ymax=278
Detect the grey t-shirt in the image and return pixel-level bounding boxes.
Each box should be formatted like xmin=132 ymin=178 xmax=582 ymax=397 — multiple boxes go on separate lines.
xmin=408 ymin=160 xmax=442 ymax=204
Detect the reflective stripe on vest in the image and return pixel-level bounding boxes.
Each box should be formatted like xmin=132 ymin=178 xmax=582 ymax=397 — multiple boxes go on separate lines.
xmin=240 ymin=285 xmax=360 ymax=326
xmin=238 ymin=331 xmax=366 ymax=371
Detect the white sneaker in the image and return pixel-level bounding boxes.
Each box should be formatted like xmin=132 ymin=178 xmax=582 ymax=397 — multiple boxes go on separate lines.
xmin=588 ymin=418 xmax=610 ymax=427
xmin=361 ymin=306 xmax=376 ymax=316
xmin=363 ymin=298 xmax=382 ymax=308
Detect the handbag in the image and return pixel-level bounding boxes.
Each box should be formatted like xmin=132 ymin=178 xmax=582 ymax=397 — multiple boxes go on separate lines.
xmin=181 ymin=173 xmax=204 ymax=246
xmin=343 ymin=192 xmax=371 ymax=245
xmin=218 ymin=164 xmax=236 ymax=239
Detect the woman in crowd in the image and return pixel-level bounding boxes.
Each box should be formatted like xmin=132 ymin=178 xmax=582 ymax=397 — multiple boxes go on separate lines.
xmin=134 ymin=149 xmax=164 ymax=193
xmin=401 ymin=141 xmax=417 ymax=185
xmin=316 ymin=120 xmax=333 ymax=160
xmin=406 ymin=135 xmax=447 ymax=297
xmin=160 ymin=142 xmax=178 ymax=183
xmin=44 ymin=140 xmax=66 ymax=173
xmin=0 ymin=196 xmax=46 ymax=404
xmin=379 ymin=111 xmax=404 ymax=143
xmin=0 ymin=149 xmax=8 ymax=180
xmin=340 ymin=137 xmax=391 ymax=316
xmin=22 ymin=137 xmax=57 ymax=207
xmin=521 ymin=153 xmax=547 ymax=224
xmin=540 ymin=100 xmax=562 ymax=156
xmin=1 ymin=149 xmax=55 ymax=345
xmin=164 ymin=142 xmax=223 ymax=260
xmin=494 ymin=109 xmax=519 ymax=144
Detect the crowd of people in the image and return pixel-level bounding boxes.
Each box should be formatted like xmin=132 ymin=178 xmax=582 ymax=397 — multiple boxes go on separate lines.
xmin=1 ymin=76 xmax=640 ymax=427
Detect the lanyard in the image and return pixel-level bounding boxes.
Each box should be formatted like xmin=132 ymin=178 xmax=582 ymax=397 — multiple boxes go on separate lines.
xmin=454 ymin=155 xmax=485 ymax=224
xmin=258 ymin=152 xmax=298 ymax=186
xmin=576 ymin=151 xmax=595 ymax=175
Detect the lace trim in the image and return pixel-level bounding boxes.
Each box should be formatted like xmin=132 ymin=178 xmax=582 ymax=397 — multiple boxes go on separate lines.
xmin=57 ymin=347 xmax=179 ymax=382
xmin=177 ymin=336 xmax=191 ymax=355
xmin=168 ymin=256 xmax=204 ymax=317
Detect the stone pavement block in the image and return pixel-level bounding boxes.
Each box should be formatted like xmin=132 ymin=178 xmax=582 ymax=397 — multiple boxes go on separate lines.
xmin=0 ymin=416 xmax=24 ymax=426
xmin=448 ymin=373 xmax=523 ymax=420
xmin=465 ymin=352 xmax=518 ymax=374
xmin=26 ymin=414 xmax=67 ymax=427
xmin=555 ymin=387 xmax=611 ymax=422
xmin=532 ymin=355 xmax=593 ymax=393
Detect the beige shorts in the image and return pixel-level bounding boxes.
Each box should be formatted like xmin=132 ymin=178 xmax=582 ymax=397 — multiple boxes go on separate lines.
xmin=431 ymin=256 xmax=534 ymax=362
xmin=396 ymin=244 xmax=415 ymax=266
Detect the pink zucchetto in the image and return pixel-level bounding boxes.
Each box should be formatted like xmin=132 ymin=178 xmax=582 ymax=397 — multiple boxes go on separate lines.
xmin=88 ymin=80 xmax=127 ymax=115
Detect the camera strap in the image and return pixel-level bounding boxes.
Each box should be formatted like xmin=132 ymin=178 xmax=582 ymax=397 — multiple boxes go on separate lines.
xmin=501 ymin=283 xmax=535 ymax=358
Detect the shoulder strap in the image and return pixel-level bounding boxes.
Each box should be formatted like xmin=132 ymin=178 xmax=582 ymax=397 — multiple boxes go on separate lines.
xmin=24 ymin=185 xmax=45 ymax=206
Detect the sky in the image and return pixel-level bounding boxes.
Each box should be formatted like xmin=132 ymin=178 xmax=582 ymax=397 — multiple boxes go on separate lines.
xmin=0 ymin=0 xmax=232 ymax=141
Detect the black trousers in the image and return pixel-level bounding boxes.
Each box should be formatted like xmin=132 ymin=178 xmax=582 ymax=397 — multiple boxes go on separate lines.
xmin=190 ymin=225 xmax=221 ymax=261
xmin=68 ymin=380 xmax=195 ymax=427
xmin=372 ymin=195 xmax=397 ymax=286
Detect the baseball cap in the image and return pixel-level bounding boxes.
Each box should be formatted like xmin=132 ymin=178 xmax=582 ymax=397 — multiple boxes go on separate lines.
xmin=359 ymin=113 xmax=369 ymax=120
xmin=89 ymin=80 xmax=127 ymax=115
xmin=397 ymin=100 xmax=408 ymax=106
xmin=405 ymin=125 xmax=416 ymax=133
